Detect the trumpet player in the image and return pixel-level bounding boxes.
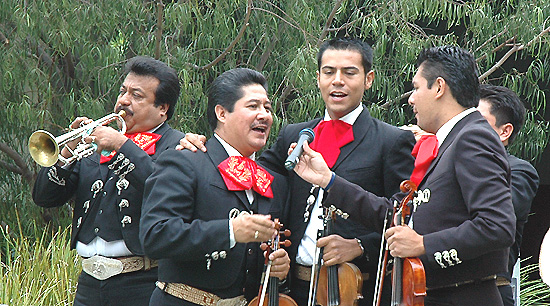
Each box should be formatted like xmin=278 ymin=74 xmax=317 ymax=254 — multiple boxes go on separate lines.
xmin=32 ymin=56 xmax=185 ymax=306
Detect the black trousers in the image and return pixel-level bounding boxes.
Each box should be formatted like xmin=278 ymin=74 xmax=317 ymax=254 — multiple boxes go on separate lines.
xmin=425 ymin=279 xmax=503 ymax=306
xmin=498 ymin=284 xmax=514 ymax=306
xmin=73 ymin=268 xmax=157 ymax=306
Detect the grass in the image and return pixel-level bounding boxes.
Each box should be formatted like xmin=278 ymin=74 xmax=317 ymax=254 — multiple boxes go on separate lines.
xmin=0 ymin=211 xmax=79 ymax=306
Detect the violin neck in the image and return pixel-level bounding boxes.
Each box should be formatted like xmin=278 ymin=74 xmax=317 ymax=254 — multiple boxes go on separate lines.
xmin=327 ymin=265 xmax=341 ymax=306
xmin=268 ymin=276 xmax=279 ymax=306
xmin=391 ymin=257 xmax=403 ymax=306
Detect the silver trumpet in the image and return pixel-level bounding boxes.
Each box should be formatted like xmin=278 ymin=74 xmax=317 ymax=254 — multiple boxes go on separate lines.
xmin=28 ymin=110 xmax=127 ymax=167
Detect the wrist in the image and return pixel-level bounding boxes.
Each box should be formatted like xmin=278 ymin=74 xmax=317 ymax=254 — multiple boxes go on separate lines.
xmin=355 ymin=238 xmax=365 ymax=256
xmin=322 ymin=172 xmax=335 ymax=190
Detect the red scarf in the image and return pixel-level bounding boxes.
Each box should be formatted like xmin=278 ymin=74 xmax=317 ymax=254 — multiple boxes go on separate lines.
xmin=410 ymin=135 xmax=439 ymax=186
xmin=218 ymin=156 xmax=274 ymax=198
xmin=100 ymin=132 xmax=161 ymax=163
xmin=310 ymin=120 xmax=354 ymax=168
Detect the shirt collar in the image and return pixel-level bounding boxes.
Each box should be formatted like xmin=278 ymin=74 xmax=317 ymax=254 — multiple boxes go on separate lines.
xmin=322 ymin=104 xmax=363 ymax=125
xmin=214 ymin=133 xmax=256 ymax=160
xmin=435 ymin=108 xmax=477 ymax=147
xmin=148 ymin=122 xmax=164 ymax=133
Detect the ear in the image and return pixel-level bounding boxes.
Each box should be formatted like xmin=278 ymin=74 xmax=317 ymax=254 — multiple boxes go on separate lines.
xmin=498 ymin=122 xmax=514 ymax=145
xmin=215 ymin=105 xmax=227 ymax=124
xmin=364 ymin=70 xmax=375 ymax=90
xmin=434 ymin=77 xmax=446 ymax=99
xmin=316 ymin=70 xmax=321 ymax=89
xmin=158 ymin=103 xmax=168 ymax=117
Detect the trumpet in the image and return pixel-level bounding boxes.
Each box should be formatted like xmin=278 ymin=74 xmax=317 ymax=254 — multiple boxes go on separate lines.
xmin=28 ymin=110 xmax=127 ymax=167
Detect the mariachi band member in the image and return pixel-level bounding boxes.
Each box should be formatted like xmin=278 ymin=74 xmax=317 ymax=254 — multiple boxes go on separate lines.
xmin=32 ymin=56 xmax=185 ymax=306
xmin=140 ymin=68 xmax=291 ymax=306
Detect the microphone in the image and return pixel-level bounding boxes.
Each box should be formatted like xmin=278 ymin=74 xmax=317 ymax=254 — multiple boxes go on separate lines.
xmin=285 ymin=128 xmax=315 ymax=170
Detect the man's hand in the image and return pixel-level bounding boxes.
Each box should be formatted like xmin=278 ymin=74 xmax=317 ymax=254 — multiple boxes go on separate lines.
xmin=232 ymin=214 xmax=276 ymax=243
xmin=385 ymin=225 xmax=425 ymax=258
xmin=88 ymin=126 xmax=128 ymax=152
xmin=266 ymin=249 xmax=291 ymax=280
xmin=317 ymin=234 xmax=363 ymax=266
xmin=60 ymin=117 xmax=92 ymax=155
xmin=176 ymin=133 xmax=207 ymax=152
xmin=291 ymin=141 xmax=333 ymax=188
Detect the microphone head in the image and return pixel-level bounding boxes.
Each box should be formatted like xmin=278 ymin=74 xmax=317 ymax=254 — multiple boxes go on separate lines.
xmin=299 ymin=128 xmax=315 ymax=142
xmin=284 ymin=160 xmax=296 ymax=170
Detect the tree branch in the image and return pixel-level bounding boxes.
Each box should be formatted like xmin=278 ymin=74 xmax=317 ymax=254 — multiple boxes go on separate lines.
xmin=318 ymin=0 xmax=344 ymax=45
xmin=193 ymin=0 xmax=252 ymax=71
xmin=252 ymin=7 xmax=313 ymax=41
xmin=479 ymin=25 xmax=550 ymax=81
xmin=381 ymin=25 xmax=550 ymax=109
xmin=0 ymin=30 xmax=8 ymax=45
xmin=475 ymin=28 xmax=508 ymax=53
xmin=154 ymin=0 xmax=164 ymax=59
xmin=0 ymin=141 xmax=34 ymax=183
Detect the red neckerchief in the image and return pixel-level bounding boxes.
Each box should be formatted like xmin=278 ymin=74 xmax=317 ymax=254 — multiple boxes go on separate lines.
xmin=410 ymin=135 xmax=439 ymax=186
xmin=218 ymin=156 xmax=274 ymax=198
xmin=100 ymin=132 xmax=161 ymax=164
xmin=309 ymin=120 xmax=354 ymax=168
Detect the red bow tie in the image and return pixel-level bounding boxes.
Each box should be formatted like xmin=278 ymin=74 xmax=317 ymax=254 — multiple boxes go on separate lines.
xmin=310 ymin=120 xmax=354 ymax=168
xmin=218 ymin=156 xmax=274 ymax=198
xmin=100 ymin=132 xmax=161 ymax=164
xmin=410 ymin=135 xmax=439 ymax=186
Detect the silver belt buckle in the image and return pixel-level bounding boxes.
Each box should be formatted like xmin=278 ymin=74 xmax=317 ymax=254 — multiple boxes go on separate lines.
xmin=82 ymin=255 xmax=124 ymax=280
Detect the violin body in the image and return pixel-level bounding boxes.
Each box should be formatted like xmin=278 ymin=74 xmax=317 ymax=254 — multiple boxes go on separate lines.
xmin=248 ymin=292 xmax=298 ymax=306
xmin=248 ymin=219 xmax=298 ymax=306
xmin=378 ymin=180 xmax=426 ymax=306
xmin=316 ymin=262 xmax=363 ymax=306
xmin=399 ymin=257 xmax=426 ymax=306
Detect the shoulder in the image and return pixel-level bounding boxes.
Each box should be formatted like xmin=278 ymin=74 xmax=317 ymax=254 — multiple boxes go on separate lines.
xmin=279 ymin=118 xmax=320 ymax=136
xmin=161 ymin=125 xmax=186 ymax=142
xmin=508 ymin=154 xmax=539 ymax=180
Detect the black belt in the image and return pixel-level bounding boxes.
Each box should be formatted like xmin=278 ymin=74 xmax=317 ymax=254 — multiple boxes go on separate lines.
xmin=426 ymin=274 xmax=496 ymax=291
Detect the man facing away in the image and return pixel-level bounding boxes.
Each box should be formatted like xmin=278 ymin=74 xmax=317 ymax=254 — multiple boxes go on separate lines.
xmin=140 ymin=68 xmax=291 ymax=305
xmin=478 ymin=84 xmax=539 ymax=306
xmin=291 ymin=46 xmax=515 ymax=306
xmin=180 ymin=37 xmax=416 ymax=305
xmin=32 ymin=56 xmax=185 ymax=306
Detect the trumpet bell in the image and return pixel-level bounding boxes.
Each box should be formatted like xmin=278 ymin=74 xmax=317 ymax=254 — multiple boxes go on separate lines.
xmin=28 ymin=130 xmax=60 ymax=167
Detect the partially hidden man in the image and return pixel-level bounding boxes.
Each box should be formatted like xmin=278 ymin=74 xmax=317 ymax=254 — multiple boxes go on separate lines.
xmin=478 ymin=84 xmax=539 ymax=306
xmin=32 ymin=56 xmax=185 ymax=306
xmin=140 ymin=68 xmax=291 ymax=306
xmin=292 ymin=46 xmax=515 ymax=306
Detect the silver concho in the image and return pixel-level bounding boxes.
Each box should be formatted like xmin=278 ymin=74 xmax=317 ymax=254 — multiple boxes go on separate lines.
xmin=83 ymin=200 xmax=90 ymax=214
xmin=116 ymin=178 xmax=129 ymax=195
xmin=121 ymin=215 xmax=132 ymax=227
xmin=91 ymin=180 xmax=104 ymax=198
xmin=119 ymin=199 xmax=130 ymax=211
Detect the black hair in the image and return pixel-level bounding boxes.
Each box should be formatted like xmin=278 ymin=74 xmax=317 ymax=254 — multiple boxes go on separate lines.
xmin=416 ymin=46 xmax=480 ymax=108
xmin=207 ymin=68 xmax=268 ymax=131
xmin=317 ymin=37 xmax=374 ymax=74
xmin=124 ymin=56 xmax=180 ymax=120
xmin=480 ymin=84 xmax=526 ymax=144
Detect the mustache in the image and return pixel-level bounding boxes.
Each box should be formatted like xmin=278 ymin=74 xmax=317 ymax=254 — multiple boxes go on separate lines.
xmin=116 ymin=106 xmax=133 ymax=116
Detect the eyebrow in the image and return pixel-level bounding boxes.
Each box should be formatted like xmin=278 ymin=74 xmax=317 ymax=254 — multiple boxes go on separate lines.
xmin=121 ymin=84 xmax=145 ymax=94
xmin=321 ymin=65 xmax=360 ymax=70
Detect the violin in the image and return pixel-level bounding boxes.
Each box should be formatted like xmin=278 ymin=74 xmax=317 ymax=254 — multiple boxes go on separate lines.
xmin=248 ymin=219 xmax=298 ymax=306
xmin=314 ymin=206 xmax=363 ymax=306
xmin=375 ymin=180 xmax=426 ymax=306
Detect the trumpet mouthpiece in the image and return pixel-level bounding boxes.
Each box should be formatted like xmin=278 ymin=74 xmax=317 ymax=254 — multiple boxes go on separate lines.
xmin=118 ymin=110 xmax=127 ymax=118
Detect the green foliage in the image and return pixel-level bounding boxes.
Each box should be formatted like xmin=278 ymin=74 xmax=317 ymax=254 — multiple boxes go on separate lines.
xmin=520 ymin=262 xmax=550 ymax=305
xmin=1 ymin=220 xmax=78 ymax=305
